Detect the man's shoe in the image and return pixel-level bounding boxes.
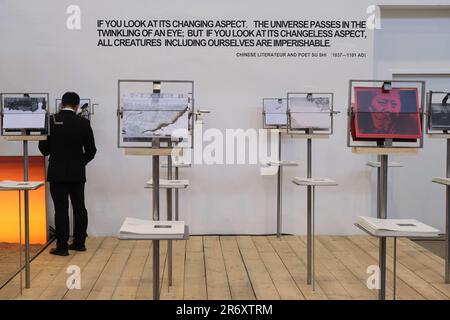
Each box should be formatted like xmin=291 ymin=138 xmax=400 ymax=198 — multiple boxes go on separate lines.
xmin=49 ymin=248 xmax=69 ymax=256
xmin=68 ymin=244 xmax=87 ymax=252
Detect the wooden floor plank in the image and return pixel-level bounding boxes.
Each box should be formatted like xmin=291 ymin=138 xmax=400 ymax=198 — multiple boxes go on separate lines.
xmin=38 ymin=237 xmax=104 ymax=300
xmin=183 ymin=236 xmax=207 ymax=300
xmin=317 ymin=236 xmax=376 ymax=300
xmin=63 ymin=237 xmax=120 ymax=300
xmin=220 ymin=236 xmax=256 ymax=300
xmin=112 ymin=240 xmax=151 ymax=300
xmin=252 ymin=236 xmax=304 ymax=300
xmin=2 ymin=235 xmax=448 ymax=301
xmin=86 ymin=239 xmax=135 ymax=300
xmin=203 ymin=236 xmax=231 ymax=300
xmin=16 ymin=238 xmax=100 ymax=300
xmin=0 ymin=244 xmax=59 ymax=299
xmin=268 ymin=236 xmax=328 ymax=300
xmin=285 ymin=236 xmax=351 ymax=299
xmin=160 ymin=240 xmax=186 ymax=300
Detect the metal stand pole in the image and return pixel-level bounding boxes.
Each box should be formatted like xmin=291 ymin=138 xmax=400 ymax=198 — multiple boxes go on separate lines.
xmin=175 ymin=167 xmax=179 ymax=221
xmin=276 ymin=130 xmax=283 ymax=238
xmin=446 ymin=139 xmax=450 ymax=283
xmin=393 ymin=237 xmax=397 ymax=300
xmin=23 ymin=140 xmax=31 ymax=289
xmin=167 ymin=142 xmax=173 ymax=287
xmin=18 ymin=190 xmax=22 ymax=295
xmin=378 ymin=154 xmax=388 ymax=300
xmin=152 ymin=140 xmax=160 ymax=300
xmin=307 ymin=137 xmax=313 ymax=285
xmin=311 ymin=186 xmax=315 ymax=291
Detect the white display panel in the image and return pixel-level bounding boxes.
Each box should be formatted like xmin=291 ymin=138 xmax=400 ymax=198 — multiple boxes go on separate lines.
xmin=118 ymin=80 xmax=194 ymax=148
xmin=121 ymin=93 xmax=189 ymax=141
xmin=263 ymin=98 xmax=287 ymax=127
xmin=1 ymin=95 xmax=47 ymax=132
xmin=288 ymin=95 xmax=331 ymax=131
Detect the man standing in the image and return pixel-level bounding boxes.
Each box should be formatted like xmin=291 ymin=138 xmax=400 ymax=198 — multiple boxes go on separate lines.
xmin=39 ymin=92 xmax=96 ymax=256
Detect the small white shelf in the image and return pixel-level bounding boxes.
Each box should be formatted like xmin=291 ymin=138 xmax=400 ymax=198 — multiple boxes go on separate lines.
xmin=119 ymin=225 xmax=190 ymax=240
xmin=292 ymin=177 xmax=338 ymax=187
xmin=366 ymin=161 xmax=403 ymax=168
xmin=145 ymin=179 xmax=189 ymax=189
xmin=267 ymin=160 xmax=299 ymax=167
xmin=432 ymin=177 xmax=450 ymax=186
xmin=0 ymin=181 xmax=44 ymax=191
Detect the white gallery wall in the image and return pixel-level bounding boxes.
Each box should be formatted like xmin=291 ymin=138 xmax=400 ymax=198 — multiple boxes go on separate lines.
xmin=0 ymin=0 xmax=450 ymax=236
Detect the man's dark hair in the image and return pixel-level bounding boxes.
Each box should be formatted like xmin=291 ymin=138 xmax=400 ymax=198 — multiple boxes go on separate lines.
xmin=61 ymin=92 xmax=80 ymax=108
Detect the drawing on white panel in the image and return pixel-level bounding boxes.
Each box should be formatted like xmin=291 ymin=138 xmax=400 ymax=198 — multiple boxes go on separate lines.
xmin=2 ymin=96 xmax=47 ymax=130
xmin=289 ymin=96 xmax=331 ymax=130
xmin=263 ymin=98 xmax=287 ymax=126
xmin=121 ymin=93 xmax=190 ymax=141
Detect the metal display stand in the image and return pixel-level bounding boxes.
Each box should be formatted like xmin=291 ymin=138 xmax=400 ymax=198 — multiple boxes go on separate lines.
xmin=0 ymin=136 xmax=46 ymax=289
xmin=0 ymin=182 xmax=44 ymax=292
xmin=162 ymin=161 xmax=191 ymax=222
xmin=117 ymin=80 xmax=193 ymax=300
xmin=355 ymin=222 xmax=439 ymax=300
xmin=262 ymin=98 xmax=298 ymax=237
xmin=348 ymin=80 xmax=425 ymax=300
xmin=287 ymin=92 xmax=336 ymax=286
xmin=1 ymin=92 xmax=49 ymax=290
xmin=264 ymin=129 xmax=298 ymax=238
xmin=428 ymin=90 xmax=450 ymax=283
xmin=146 ymin=169 xmax=190 ymax=287
xmin=292 ymin=177 xmax=337 ymax=289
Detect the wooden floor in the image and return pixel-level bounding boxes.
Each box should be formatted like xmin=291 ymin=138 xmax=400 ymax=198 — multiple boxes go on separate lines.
xmin=0 ymin=235 xmax=449 ymax=300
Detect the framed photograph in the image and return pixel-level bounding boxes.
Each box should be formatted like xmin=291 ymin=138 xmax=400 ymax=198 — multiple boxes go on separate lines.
xmin=263 ymin=98 xmax=287 ymax=128
xmin=429 ymin=103 xmax=450 ymax=131
xmin=427 ymin=91 xmax=450 ymax=133
xmin=353 ymin=87 xmax=422 ymax=140
xmin=287 ymin=93 xmax=333 ymax=134
xmin=56 ymin=98 xmax=92 ymax=120
xmin=1 ymin=94 xmax=48 ymax=134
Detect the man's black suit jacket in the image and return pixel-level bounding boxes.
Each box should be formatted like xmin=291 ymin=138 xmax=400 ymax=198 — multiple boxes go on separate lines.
xmin=39 ymin=110 xmax=97 ymax=182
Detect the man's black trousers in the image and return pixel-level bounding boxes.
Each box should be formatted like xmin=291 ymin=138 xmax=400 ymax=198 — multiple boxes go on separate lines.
xmin=50 ymin=182 xmax=88 ymax=250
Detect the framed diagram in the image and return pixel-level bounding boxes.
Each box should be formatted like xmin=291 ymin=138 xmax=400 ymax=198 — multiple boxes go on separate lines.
xmin=427 ymin=91 xmax=450 ymax=133
xmin=287 ymin=92 xmax=334 ymax=135
xmin=1 ymin=93 xmax=49 ymax=136
xmin=117 ymin=80 xmax=194 ymax=149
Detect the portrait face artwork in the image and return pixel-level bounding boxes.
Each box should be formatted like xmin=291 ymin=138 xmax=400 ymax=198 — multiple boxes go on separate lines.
xmin=353 ymin=87 xmax=422 ymax=140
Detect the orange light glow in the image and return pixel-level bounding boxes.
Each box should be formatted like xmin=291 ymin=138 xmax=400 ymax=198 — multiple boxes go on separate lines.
xmin=0 ymin=156 xmax=47 ymax=244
